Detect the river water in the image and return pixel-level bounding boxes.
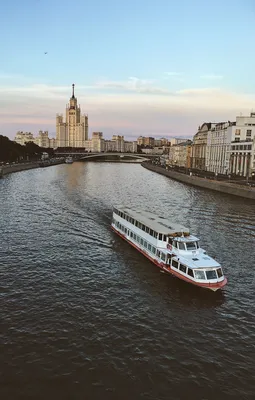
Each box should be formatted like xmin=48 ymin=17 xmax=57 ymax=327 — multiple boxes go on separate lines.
xmin=1 ymin=162 xmax=255 ymax=400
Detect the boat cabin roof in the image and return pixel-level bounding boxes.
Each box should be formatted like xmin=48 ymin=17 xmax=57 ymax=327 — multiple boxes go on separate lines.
xmin=174 ymin=252 xmax=220 ymax=269
xmin=114 ymin=206 xmax=190 ymax=236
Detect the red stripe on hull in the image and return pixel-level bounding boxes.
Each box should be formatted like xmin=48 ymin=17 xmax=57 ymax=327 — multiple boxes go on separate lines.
xmin=111 ymin=225 xmax=227 ymax=291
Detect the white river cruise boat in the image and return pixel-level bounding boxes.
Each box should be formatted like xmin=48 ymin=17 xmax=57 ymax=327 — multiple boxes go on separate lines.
xmin=65 ymin=156 xmax=73 ymax=164
xmin=111 ymin=206 xmax=227 ymax=292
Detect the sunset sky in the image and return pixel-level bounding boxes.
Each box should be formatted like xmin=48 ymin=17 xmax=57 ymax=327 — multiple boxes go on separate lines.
xmin=1 ymin=0 xmax=255 ymax=140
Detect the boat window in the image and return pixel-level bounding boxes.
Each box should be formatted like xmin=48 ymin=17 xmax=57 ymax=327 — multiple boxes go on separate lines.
xmin=153 ymin=231 xmax=158 ymax=239
xmin=159 ymin=233 xmax=162 ymax=240
xmin=206 ymin=270 xmax=217 ymax=280
xmin=179 ymin=264 xmax=187 ymax=273
xmin=144 ymin=241 xmax=147 ymax=248
xmin=178 ymin=242 xmax=186 ymax=250
xmin=133 ymin=234 xmax=136 ymax=240
xmin=148 ymin=244 xmax=152 ymax=251
xmin=134 ymin=220 xmax=138 ymax=227
xmin=194 ymin=270 xmax=206 ymax=280
xmin=196 ymin=241 xmax=200 ymax=248
xmin=146 ymin=227 xmax=149 ymax=233
xmin=186 ymin=242 xmax=197 ymax=250
xmin=217 ymin=268 xmax=223 ymax=278
xmin=140 ymin=238 xmax=144 ymax=245
xmin=137 ymin=236 xmax=140 ymax=243
xmin=149 ymin=229 xmax=153 ymax=236
xmin=173 ymin=241 xmax=177 ymax=248
xmin=172 ymin=259 xmax=179 ymax=269
xmin=142 ymin=224 xmax=145 ymax=231
xmin=124 ymin=228 xmax=127 ymax=233
xmin=163 ymin=235 xmax=167 ymax=242
xmin=130 ymin=232 xmax=133 ymax=238
xmin=156 ymin=250 xmax=160 ymax=257
xmin=161 ymin=253 xmax=166 ymax=262
xmin=152 ymin=247 xmax=156 ymax=254
xmin=188 ymin=268 xmax=194 ymax=277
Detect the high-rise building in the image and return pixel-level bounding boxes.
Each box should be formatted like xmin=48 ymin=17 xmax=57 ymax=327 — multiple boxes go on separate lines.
xmin=56 ymin=84 xmax=88 ymax=148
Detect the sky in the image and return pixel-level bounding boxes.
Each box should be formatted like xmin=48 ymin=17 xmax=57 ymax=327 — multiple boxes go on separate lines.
xmin=1 ymin=0 xmax=255 ymax=140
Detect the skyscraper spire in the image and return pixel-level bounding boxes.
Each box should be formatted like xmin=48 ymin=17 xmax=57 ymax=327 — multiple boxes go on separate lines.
xmin=72 ymin=83 xmax=75 ymax=98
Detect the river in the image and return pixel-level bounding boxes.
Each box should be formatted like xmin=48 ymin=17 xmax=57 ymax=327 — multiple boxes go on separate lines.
xmin=1 ymin=162 xmax=255 ymax=400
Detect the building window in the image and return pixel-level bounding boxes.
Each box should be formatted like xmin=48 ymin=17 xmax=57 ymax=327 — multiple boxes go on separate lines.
xmin=235 ymin=129 xmax=241 ymax=135
xmin=246 ymin=130 xmax=252 ymax=136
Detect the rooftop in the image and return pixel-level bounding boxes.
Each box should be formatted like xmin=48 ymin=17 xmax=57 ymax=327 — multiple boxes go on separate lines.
xmin=114 ymin=206 xmax=190 ymax=236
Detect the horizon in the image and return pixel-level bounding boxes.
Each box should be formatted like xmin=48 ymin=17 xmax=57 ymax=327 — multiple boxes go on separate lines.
xmin=1 ymin=0 xmax=255 ymax=140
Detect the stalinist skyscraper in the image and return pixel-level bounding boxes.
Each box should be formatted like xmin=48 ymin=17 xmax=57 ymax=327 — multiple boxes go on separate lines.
xmin=56 ymin=84 xmax=88 ymax=147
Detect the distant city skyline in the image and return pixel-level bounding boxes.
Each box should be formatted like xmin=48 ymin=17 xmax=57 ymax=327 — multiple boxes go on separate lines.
xmin=1 ymin=0 xmax=255 ymax=140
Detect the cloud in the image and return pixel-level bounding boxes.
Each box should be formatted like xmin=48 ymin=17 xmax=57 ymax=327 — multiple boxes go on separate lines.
xmin=1 ymin=78 xmax=255 ymax=140
xmin=200 ymin=74 xmax=223 ymax=80
xmin=94 ymin=77 xmax=171 ymax=95
xmin=165 ymin=72 xmax=182 ymax=76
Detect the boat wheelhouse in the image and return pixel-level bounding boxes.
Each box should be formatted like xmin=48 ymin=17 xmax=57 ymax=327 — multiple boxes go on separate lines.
xmin=111 ymin=206 xmax=227 ymax=292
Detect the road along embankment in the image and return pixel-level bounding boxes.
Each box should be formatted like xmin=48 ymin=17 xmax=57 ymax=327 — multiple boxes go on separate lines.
xmin=142 ymin=162 xmax=255 ymax=200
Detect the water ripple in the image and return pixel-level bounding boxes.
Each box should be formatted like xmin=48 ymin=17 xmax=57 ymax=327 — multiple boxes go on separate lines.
xmin=0 ymin=163 xmax=255 ymax=400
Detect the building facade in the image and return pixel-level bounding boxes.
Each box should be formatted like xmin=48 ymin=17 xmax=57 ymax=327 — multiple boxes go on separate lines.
xmin=191 ymin=123 xmax=213 ymax=170
xmin=229 ymin=112 xmax=255 ymax=177
xmin=137 ymin=136 xmax=155 ymax=147
xmin=14 ymin=130 xmax=56 ymax=148
xmin=206 ymin=121 xmax=235 ymax=174
xmin=56 ymin=84 xmax=88 ymax=148
xmin=168 ymin=140 xmax=192 ymax=168
xmin=14 ymin=131 xmax=34 ymax=145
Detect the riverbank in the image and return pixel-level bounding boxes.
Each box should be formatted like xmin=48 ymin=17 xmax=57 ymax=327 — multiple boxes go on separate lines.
xmin=142 ymin=162 xmax=255 ymax=200
xmin=0 ymin=159 xmax=64 ymax=177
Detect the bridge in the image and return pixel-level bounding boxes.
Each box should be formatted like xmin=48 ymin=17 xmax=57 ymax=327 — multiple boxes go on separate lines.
xmin=55 ymin=151 xmax=160 ymax=162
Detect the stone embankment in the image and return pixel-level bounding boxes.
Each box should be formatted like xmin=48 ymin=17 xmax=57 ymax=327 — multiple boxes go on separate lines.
xmin=0 ymin=159 xmax=64 ymax=177
xmin=142 ymin=162 xmax=255 ymax=200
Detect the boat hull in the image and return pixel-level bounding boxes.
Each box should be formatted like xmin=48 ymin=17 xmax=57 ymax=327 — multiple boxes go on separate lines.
xmin=112 ymin=225 xmax=227 ymax=292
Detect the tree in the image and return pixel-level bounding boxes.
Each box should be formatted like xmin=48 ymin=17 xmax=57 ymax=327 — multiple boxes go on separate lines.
xmin=0 ymin=135 xmax=55 ymax=162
